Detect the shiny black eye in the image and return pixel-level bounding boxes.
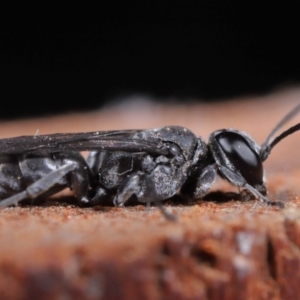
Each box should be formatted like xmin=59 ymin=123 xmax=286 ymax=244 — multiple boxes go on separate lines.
xmin=216 ymin=132 xmax=263 ymax=186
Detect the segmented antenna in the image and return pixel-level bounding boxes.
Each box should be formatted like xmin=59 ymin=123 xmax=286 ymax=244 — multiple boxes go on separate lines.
xmin=260 ymin=103 xmax=300 ymax=161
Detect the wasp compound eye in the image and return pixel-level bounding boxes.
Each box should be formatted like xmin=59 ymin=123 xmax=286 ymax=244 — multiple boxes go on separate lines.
xmin=216 ymin=132 xmax=263 ymax=187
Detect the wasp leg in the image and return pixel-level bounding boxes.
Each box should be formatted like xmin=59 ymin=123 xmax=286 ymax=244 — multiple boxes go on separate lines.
xmin=193 ymin=164 xmax=217 ymax=199
xmin=181 ymin=164 xmax=217 ymax=200
xmin=113 ymin=172 xmax=161 ymax=207
xmin=113 ymin=173 xmax=141 ymax=207
xmin=218 ymin=165 xmax=284 ymax=208
xmin=86 ymin=184 xmax=112 ymax=206
xmin=155 ymin=199 xmax=177 ymax=221
xmin=113 ymin=173 xmax=177 ymax=220
xmin=52 ymin=151 xmax=96 ymax=205
xmin=0 ymin=163 xmax=78 ymax=208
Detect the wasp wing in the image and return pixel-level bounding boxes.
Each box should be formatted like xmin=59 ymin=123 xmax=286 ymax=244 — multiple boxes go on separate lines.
xmin=0 ymin=130 xmax=169 ymax=156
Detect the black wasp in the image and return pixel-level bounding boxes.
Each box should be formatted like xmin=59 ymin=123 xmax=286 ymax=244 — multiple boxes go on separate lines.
xmin=0 ymin=104 xmax=300 ymax=218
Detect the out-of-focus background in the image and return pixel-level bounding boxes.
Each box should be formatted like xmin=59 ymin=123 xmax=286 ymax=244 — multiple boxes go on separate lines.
xmin=1 ymin=3 xmax=299 ymax=120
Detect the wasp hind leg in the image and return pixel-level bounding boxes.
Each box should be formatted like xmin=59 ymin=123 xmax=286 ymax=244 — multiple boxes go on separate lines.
xmin=0 ymin=163 xmax=78 ymax=208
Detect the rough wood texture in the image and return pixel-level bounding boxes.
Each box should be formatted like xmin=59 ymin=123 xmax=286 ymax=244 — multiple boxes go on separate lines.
xmin=0 ymin=87 xmax=300 ymax=299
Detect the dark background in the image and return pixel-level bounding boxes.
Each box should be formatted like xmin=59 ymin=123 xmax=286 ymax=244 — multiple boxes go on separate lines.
xmin=1 ymin=3 xmax=299 ymax=119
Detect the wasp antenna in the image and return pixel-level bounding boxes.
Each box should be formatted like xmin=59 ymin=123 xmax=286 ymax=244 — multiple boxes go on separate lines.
xmin=260 ymin=103 xmax=300 ymax=161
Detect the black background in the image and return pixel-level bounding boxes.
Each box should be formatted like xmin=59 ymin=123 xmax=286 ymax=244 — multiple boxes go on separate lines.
xmin=1 ymin=3 xmax=299 ymax=119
